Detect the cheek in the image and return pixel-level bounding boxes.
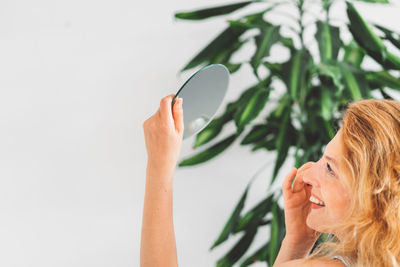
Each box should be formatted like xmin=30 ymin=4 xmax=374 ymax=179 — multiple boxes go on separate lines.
xmin=329 ymin=199 xmax=348 ymax=220
xmin=325 ymin=186 xmax=350 ymax=220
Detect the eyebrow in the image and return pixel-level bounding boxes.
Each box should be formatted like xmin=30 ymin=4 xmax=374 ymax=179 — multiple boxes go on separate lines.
xmin=325 ymin=155 xmax=339 ymax=169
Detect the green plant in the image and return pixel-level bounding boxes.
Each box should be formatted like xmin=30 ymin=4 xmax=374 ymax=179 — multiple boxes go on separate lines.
xmin=174 ymin=0 xmax=400 ymax=266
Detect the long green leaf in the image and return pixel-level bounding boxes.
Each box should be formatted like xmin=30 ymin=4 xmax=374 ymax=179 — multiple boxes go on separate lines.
xmin=276 ymin=203 xmax=286 ymax=246
xmin=282 ymin=50 xmax=312 ymax=101
xmin=347 ymin=1 xmax=400 ymax=70
xmin=280 ymin=36 xmax=295 ymax=50
xmin=234 ymin=195 xmax=274 ymax=233
xmin=180 ymin=9 xmax=282 ymax=72
xmin=232 ymin=78 xmax=271 ymax=130
xmin=323 ymin=118 xmax=336 ymax=139
xmin=321 ymin=89 xmax=333 ymax=121
xmin=181 ymin=24 xmax=248 ymax=71
xmin=341 ymin=67 xmax=361 ymax=100
xmin=225 ymin=62 xmax=243 ymax=74
xmin=366 ymin=71 xmax=400 ymax=90
xmin=241 ymin=124 xmax=270 ymax=145
xmin=234 ymin=85 xmax=271 ymax=131
xmin=212 ymin=39 xmax=246 ymax=65
xmin=270 ymin=104 xmax=292 ymax=184
xmin=339 ymin=62 xmax=370 ymax=100
xmin=175 ymin=1 xmax=254 ymax=20
xmin=251 ymin=25 xmax=281 ymax=75
xmin=239 ymin=242 xmax=269 ymax=266
xmin=264 ymin=62 xmax=284 ymax=80
xmin=216 ymin=227 xmax=258 ymax=267
xmin=386 ymin=52 xmax=400 ymax=69
xmin=343 ymin=40 xmax=366 ymax=68
xmin=178 ymin=133 xmax=237 ymax=166
xmin=315 ymin=21 xmax=341 ymax=61
xmin=210 ymin=181 xmax=252 ymax=250
xmin=243 ymin=110 xmax=291 ymax=152
xmin=268 ymin=202 xmax=280 ymax=266
xmin=289 ymin=51 xmax=302 ymax=100
xmin=228 ymin=4 xmax=281 ymax=30
xmin=194 ymin=102 xmax=238 ymax=148
xmin=272 ymin=93 xmax=291 ymax=117
xmin=346 ymin=2 xmax=386 ymax=57
xmin=252 ymin=138 xmax=276 ymax=152
xmin=233 ymin=83 xmax=261 ymax=106
xmin=315 ymin=62 xmax=344 ymax=91
xmin=380 ymin=88 xmax=395 ymax=100
xmin=268 ymin=201 xmax=286 ymax=266
xmin=318 ymin=86 xmax=337 ymax=139
xmin=193 ymin=118 xmax=225 ymax=149
xmin=375 ymin=24 xmax=400 ymax=50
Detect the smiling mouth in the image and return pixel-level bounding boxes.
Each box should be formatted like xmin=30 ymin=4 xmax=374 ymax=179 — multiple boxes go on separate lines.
xmin=309 ymin=196 xmax=325 ymax=206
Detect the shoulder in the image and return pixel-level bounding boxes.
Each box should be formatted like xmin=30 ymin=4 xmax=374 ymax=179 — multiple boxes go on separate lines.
xmin=274 ymin=258 xmax=346 ymax=267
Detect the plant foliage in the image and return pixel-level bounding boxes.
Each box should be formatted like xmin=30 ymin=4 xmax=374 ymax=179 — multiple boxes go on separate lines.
xmin=175 ymin=0 xmax=400 ymax=265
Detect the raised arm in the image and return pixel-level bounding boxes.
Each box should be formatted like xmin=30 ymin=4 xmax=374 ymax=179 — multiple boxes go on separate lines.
xmin=141 ymin=94 xmax=184 ymax=267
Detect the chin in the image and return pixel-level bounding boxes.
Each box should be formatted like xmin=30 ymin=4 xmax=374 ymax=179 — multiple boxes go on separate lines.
xmin=306 ymin=212 xmax=330 ymax=233
xmin=306 ymin=214 xmax=318 ymax=230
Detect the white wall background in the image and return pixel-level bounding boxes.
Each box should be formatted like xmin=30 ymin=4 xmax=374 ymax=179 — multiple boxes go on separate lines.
xmin=0 ymin=0 xmax=399 ymax=266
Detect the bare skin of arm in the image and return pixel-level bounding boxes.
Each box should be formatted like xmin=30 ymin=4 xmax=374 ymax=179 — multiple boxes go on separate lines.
xmin=274 ymin=258 xmax=344 ymax=267
xmin=141 ymin=94 xmax=184 ymax=267
xmin=140 ymin=162 xmax=178 ymax=267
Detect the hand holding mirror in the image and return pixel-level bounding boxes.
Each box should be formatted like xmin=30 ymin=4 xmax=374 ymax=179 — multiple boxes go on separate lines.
xmin=171 ymin=64 xmax=230 ymax=140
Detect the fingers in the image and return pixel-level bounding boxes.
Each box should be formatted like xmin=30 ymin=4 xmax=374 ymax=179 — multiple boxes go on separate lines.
xmin=292 ymin=173 xmax=305 ymax=193
xmin=158 ymin=94 xmax=184 ymax=136
xmin=292 ymin=162 xmax=315 ymax=192
xmin=282 ymin=161 xmax=315 ymax=194
xmin=158 ymin=94 xmax=176 ymax=127
xmin=283 ymin=167 xmax=297 ymax=192
xmin=173 ymin=97 xmax=184 ymax=135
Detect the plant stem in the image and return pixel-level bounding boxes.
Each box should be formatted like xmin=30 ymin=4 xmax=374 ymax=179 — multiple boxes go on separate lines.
xmin=297 ymin=0 xmax=305 ymax=48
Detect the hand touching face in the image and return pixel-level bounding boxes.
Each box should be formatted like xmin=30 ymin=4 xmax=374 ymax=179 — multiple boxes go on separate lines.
xmin=281 ymin=162 xmax=320 ymax=245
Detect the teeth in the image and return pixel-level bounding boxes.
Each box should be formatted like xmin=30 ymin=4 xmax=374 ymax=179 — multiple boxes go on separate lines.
xmin=309 ymin=196 xmax=325 ymax=206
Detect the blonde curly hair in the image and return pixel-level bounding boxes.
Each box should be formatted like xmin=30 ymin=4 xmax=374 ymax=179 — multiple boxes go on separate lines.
xmin=307 ymin=99 xmax=400 ymax=266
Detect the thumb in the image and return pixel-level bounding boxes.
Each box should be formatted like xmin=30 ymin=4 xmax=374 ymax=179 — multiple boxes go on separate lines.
xmin=173 ymin=97 xmax=184 ymax=135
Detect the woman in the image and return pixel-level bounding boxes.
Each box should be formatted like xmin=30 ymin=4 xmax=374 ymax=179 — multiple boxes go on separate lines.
xmin=141 ymin=94 xmax=400 ymax=266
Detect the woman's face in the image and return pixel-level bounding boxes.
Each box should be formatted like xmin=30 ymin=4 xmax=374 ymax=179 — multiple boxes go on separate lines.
xmin=302 ymin=129 xmax=351 ymax=233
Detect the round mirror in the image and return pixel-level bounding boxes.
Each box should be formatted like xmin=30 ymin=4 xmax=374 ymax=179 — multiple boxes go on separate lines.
xmin=172 ymin=64 xmax=230 ymax=140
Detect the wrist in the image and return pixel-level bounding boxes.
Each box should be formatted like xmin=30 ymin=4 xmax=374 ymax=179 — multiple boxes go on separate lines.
xmin=277 ymin=238 xmax=315 ymax=260
xmin=274 ymin=236 xmax=318 ymax=264
xmin=146 ymin=160 xmax=176 ymax=179
xmin=147 ymin=154 xmax=178 ymax=166
xmin=282 ymin=236 xmax=317 ymax=251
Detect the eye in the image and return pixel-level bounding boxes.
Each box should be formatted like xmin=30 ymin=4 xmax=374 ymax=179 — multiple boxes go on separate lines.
xmin=326 ymin=162 xmax=335 ymax=176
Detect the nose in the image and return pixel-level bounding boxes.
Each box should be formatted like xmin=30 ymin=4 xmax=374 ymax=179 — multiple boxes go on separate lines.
xmin=301 ymin=161 xmax=320 ymax=188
